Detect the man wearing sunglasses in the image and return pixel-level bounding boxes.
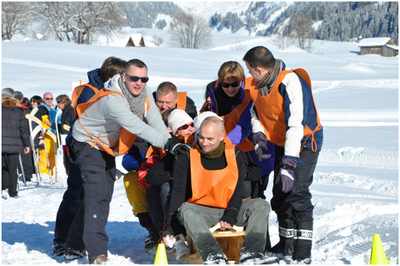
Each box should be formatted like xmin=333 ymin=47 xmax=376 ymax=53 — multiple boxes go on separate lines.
xmin=68 ymin=58 xmax=186 ymax=264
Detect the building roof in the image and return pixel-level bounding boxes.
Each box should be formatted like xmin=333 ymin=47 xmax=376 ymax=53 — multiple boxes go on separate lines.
xmin=358 ymin=37 xmax=391 ymax=47
xmin=386 ymin=44 xmax=399 ymax=51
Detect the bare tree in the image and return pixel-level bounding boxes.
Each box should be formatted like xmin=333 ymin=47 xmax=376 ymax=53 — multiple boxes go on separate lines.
xmin=2 ymin=2 xmax=32 ymax=40
xmin=170 ymin=12 xmax=211 ymax=49
xmin=287 ymin=14 xmax=314 ymax=49
xmin=36 ymin=2 xmax=123 ymax=44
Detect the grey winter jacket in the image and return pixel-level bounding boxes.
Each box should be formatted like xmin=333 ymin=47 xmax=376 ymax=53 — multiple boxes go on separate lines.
xmin=72 ymin=75 xmax=170 ymax=149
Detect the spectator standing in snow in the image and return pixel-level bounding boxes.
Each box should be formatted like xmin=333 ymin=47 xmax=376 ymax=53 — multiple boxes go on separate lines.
xmin=243 ymin=46 xmax=323 ymax=264
xmin=55 ymin=94 xmax=76 ymax=175
xmin=2 ymin=88 xmax=30 ymax=199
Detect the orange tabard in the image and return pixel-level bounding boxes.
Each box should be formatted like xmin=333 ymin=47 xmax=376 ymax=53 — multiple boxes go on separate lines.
xmin=245 ymin=68 xmax=322 ymax=149
xmin=176 ymin=91 xmax=188 ymax=110
xmin=188 ymin=139 xmax=239 ymax=209
xmin=72 ymin=83 xmax=150 ymax=156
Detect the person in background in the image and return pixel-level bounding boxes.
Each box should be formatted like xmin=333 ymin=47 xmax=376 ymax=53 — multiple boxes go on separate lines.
xmin=12 ymin=91 xmax=34 ymax=183
xmin=2 ymin=88 xmax=30 ymax=199
xmin=55 ymin=94 xmax=76 ymax=175
xmin=34 ymin=91 xmax=57 ymax=177
xmin=243 ymin=46 xmax=323 ymax=264
xmin=30 ymin=95 xmax=43 ymax=109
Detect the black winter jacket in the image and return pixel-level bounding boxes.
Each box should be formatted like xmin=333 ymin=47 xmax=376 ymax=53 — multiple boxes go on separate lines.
xmin=59 ymin=104 xmax=76 ymax=134
xmin=2 ymin=98 xmax=30 ymax=154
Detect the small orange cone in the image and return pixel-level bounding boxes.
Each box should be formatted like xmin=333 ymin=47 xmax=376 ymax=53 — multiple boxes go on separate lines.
xmin=154 ymin=242 xmax=168 ymax=265
xmin=370 ymin=233 xmax=390 ymax=264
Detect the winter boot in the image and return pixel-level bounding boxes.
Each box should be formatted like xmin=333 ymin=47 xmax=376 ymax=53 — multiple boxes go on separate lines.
xmin=52 ymin=242 xmax=66 ymax=257
xmin=64 ymin=248 xmax=87 ymax=261
xmin=137 ymin=212 xmax=159 ymax=250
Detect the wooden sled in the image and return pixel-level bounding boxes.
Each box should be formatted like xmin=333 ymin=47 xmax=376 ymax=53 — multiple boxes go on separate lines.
xmin=182 ymin=224 xmax=246 ymax=264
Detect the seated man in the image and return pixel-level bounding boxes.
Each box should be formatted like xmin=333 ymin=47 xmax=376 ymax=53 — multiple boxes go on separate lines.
xmin=164 ymin=116 xmax=271 ymax=264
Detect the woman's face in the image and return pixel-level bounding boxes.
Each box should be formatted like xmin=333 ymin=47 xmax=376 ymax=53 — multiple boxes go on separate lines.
xmin=221 ymin=76 xmax=241 ymax=97
xmin=175 ymin=122 xmax=195 ymax=138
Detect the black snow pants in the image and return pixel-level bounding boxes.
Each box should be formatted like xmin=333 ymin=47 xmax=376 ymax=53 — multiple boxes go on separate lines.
xmin=2 ymin=153 xmax=19 ymax=197
xmin=271 ymin=146 xmax=319 ymax=261
xmin=53 ymin=136 xmax=84 ymax=250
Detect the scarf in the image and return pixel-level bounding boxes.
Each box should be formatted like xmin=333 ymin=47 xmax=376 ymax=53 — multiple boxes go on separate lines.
xmin=118 ymin=77 xmax=146 ymax=120
xmin=256 ymin=59 xmax=283 ymax=96
xmin=200 ymin=142 xmax=225 ymax=159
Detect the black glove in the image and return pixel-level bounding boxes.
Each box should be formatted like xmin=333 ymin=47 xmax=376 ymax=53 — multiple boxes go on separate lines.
xmin=279 ymin=155 xmax=298 ymax=193
xmin=252 ymin=132 xmax=271 ymax=161
xmin=164 ymin=137 xmax=190 ymax=155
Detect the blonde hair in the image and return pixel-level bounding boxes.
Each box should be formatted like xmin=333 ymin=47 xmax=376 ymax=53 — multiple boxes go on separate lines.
xmin=217 ymin=61 xmax=245 ymax=82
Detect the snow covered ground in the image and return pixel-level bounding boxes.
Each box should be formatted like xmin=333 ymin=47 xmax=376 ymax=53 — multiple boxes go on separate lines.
xmin=1 ymin=31 xmax=398 ymax=265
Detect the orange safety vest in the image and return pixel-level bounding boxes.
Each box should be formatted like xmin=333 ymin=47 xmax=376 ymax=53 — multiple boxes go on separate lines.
xmin=188 ymin=138 xmax=239 ymax=209
xmin=245 ymin=68 xmax=322 ymax=151
xmin=176 ymin=91 xmax=187 ymax=110
xmin=222 ymin=89 xmax=254 ymax=152
xmin=71 ymin=83 xmax=149 ymax=156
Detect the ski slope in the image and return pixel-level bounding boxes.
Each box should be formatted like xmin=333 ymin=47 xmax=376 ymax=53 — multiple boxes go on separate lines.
xmin=1 ymin=32 xmax=398 ymax=265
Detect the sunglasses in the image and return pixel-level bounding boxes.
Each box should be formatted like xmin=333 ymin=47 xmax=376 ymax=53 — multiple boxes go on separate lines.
xmin=45 ymin=98 xmax=53 ymax=100
xmin=221 ymin=81 xmax=240 ymax=88
xmin=177 ymin=123 xmax=194 ymax=131
xmin=126 ymin=74 xmax=149 ymax=83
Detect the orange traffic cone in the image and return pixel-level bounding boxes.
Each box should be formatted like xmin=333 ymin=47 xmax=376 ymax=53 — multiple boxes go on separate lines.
xmin=154 ymin=242 xmax=168 ymax=265
xmin=370 ymin=233 xmax=390 ymax=264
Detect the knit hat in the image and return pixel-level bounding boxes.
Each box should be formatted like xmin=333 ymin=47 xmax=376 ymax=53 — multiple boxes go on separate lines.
xmin=193 ymin=111 xmax=222 ymax=130
xmin=168 ymin=109 xmax=194 ymax=135
xmin=2 ymin=87 xmax=15 ymax=98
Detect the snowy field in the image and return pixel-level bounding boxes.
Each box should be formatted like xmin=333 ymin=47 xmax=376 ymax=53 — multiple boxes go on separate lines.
xmin=1 ymin=31 xmax=399 ymax=265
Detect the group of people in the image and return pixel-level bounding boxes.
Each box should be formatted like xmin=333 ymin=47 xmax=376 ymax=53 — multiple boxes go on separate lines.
xmin=2 ymin=88 xmax=75 ymax=199
xmin=31 ymin=45 xmax=321 ymax=265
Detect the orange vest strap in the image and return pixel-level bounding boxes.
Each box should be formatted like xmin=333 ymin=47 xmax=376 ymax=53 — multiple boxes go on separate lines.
xmin=177 ymin=92 xmax=187 ymax=110
xmin=72 ymin=83 xmax=122 ymax=118
xmin=223 ymin=90 xmax=252 ymax=133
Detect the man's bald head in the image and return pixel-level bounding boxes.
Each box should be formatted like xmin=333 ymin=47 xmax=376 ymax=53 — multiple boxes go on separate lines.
xmin=198 ymin=116 xmax=225 ymax=153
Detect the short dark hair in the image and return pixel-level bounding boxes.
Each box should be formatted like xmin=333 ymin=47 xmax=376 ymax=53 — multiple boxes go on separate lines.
xmin=30 ymin=95 xmax=43 ymax=105
xmin=243 ymin=46 xmax=275 ymax=69
xmin=100 ymin=57 xmax=128 ymax=82
xmin=156 ymin=81 xmax=177 ymax=99
xmin=126 ymin=58 xmax=147 ymax=69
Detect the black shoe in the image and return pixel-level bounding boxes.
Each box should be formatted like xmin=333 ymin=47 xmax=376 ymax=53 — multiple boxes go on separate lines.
xmin=204 ymin=252 xmax=227 ymax=264
xmin=64 ymin=248 xmax=86 ymax=261
xmin=52 ymin=243 xmax=66 ymax=257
